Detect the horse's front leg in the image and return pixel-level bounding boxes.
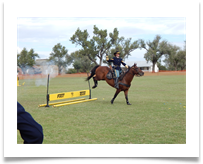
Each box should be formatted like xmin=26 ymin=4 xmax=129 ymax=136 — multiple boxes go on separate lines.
xmin=111 ymin=89 xmax=121 ymax=104
xmin=124 ymin=90 xmax=131 ymax=105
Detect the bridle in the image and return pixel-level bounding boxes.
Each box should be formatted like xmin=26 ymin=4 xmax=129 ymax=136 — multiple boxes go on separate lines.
xmin=129 ymin=66 xmax=141 ymax=77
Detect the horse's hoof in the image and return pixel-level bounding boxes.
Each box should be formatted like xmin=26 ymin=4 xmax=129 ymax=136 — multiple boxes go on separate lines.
xmin=127 ymin=102 xmax=131 ymax=105
xmin=92 ymin=86 xmax=97 ymax=89
xmin=111 ymin=100 xmax=114 ymax=104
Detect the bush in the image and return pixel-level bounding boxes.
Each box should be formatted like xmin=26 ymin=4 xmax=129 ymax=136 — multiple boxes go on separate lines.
xmin=66 ymin=68 xmax=77 ymax=74
xmin=159 ymin=65 xmax=167 ymax=70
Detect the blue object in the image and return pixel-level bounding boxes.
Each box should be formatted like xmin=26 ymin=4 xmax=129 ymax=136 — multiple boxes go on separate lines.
xmin=17 ymin=102 xmax=43 ymax=144
xmin=115 ymin=69 xmax=120 ymax=77
xmin=107 ymin=57 xmax=126 ymax=71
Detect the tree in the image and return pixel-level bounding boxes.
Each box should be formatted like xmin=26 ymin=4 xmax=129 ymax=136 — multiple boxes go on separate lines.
xmin=49 ymin=43 xmax=68 ymax=75
xmin=66 ymin=50 xmax=83 ymax=65
xmin=27 ymin=49 xmax=39 ymax=66
xmin=164 ymin=44 xmax=186 ymax=71
xmin=177 ymin=50 xmax=186 ymax=70
xmin=157 ymin=61 xmax=167 ymax=70
xmin=68 ymin=50 xmax=96 ymax=73
xmin=80 ymin=56 xmax=96 ymax=73
xmin=17 ymin=48 xmax=39 ymax=74
xmin=70 ymin=25 xmax=119 ymax=65
xmin=178 ymin=41 xmax=186 ymax=70
xmin=104 ymin=37 xmax=139 ymax=66
xmin=73 ymin=60 xmax=82 ymax=73
xmin=139 ymin=35 xmax=170 ymax=72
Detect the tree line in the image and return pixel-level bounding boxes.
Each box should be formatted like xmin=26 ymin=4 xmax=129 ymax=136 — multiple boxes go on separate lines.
xmin=17 ymin=25 xmax=186 ymax=74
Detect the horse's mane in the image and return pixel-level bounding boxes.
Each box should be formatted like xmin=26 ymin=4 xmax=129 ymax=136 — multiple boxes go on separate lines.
xmin=119 ymin=66 xmax=131 ymax=81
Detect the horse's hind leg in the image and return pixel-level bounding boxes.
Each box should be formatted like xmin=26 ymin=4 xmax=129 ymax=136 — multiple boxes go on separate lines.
xmin=92 ymin=76 xmax=98 ymax=89
xmin=111 ymin=89 xmax=121 ymax=104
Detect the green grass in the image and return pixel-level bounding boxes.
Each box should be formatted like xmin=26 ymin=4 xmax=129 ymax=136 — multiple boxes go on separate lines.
xmin=17 ymin=75 xmax=186 ymax=144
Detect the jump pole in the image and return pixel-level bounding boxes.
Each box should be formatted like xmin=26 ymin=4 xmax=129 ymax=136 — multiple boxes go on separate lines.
xmin=17 ymin=77 xmax=21 ymax=86
xmin=45 ymin=74 xmax=50 ymax=107
xmin=87 ymin=72 xmax=91 ymax=99
xmin=38 ymin=98 xmax=86 ymax=107
xmin=53 ymin=98 xmax=97 ymax=108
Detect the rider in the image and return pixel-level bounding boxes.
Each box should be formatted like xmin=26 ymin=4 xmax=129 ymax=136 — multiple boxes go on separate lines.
xmin=106 ymin=51 xmax=128 ymax=89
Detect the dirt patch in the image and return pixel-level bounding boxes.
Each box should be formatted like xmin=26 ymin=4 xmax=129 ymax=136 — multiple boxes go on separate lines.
xmin=18 ymin=71 xmax=186 ymax=79
xmin=144 ymin=71 xmax=186 ymax=76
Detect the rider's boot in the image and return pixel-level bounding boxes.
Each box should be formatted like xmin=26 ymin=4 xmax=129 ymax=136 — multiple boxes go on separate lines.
xmin=114 ymin=77 xmax=119 ymax=89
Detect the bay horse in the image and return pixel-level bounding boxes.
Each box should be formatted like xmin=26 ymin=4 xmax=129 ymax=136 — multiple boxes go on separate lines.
xmin=86 ymin=63 xmax=144 ymax=105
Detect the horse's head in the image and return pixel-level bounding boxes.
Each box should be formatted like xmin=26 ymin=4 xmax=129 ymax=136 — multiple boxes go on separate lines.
xmin=130 ymin=63 xmax=144 ymax=77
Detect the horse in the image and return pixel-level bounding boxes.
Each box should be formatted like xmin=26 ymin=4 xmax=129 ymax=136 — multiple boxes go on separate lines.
xmin=86 ymin=63 xmax=144 ymax=105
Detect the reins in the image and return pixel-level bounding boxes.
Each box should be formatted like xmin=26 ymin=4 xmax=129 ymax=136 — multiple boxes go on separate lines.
xmin=129 ymin=67 xmax=141 ymax=77
xmin=115 ymin=65 xmax=141 ymax=88
xmin=118 ymin=67 xmax=134 ymax=88
xmin=128 ymin=68 xmax=135 ymax=76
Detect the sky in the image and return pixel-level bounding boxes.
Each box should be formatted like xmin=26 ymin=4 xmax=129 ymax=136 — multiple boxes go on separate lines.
xmin=17 ymin=17 xmax=186 ymax=66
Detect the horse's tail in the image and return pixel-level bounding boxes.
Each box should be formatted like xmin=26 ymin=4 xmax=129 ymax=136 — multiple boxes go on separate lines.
xmin=86 ymin=65 xmax=100 ymax=81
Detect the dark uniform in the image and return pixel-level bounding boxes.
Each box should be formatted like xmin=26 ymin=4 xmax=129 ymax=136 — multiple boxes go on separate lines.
xmin=17 ymin=102 xmax=43 ymax=144
xmin=107 ymin=56 xmax=127 ymax=74
xmin=106 ymin=51 xmax=128 ymax=89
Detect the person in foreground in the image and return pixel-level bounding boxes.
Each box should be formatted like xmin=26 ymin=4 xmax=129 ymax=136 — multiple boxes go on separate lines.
xmin=17 ymin=102 xmax=43 ymax=144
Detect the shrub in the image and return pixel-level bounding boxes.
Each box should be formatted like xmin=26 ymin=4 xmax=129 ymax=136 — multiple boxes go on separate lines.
xmin=66 ymin=68 xmax=77 ymax=74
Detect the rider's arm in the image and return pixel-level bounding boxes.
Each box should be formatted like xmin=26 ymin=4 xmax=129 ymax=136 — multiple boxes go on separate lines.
xmin=121 ymin=60 xmax=128 ymax=68
xmin=106 ymin=56 xmax=114 ymax=62
xmin=121 ymin=60 xmax=126 ymax=66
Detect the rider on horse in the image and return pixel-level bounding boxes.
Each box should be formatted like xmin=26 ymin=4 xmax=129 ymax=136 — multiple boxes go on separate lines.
xmin=106 ymin=51 xmax=129 ymax=89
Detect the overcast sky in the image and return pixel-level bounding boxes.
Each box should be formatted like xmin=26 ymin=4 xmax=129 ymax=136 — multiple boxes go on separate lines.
xmin=17 ymin=17 xmax=186 ymax=66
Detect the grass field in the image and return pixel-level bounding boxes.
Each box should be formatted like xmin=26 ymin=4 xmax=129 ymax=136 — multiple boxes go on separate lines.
xmin=17 ymin=74 xmax=186 ymax=144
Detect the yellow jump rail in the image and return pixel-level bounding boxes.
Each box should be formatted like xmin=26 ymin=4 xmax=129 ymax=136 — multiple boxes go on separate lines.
xmin=38 ymin=74 xmax=97 ymax=107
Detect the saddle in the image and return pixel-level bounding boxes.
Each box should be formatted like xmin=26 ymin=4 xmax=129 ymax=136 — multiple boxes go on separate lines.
xmin=106 ymin=67 xmax=124 ymax=80
xmin=106 ymin=70 xmax=114 ymax=80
